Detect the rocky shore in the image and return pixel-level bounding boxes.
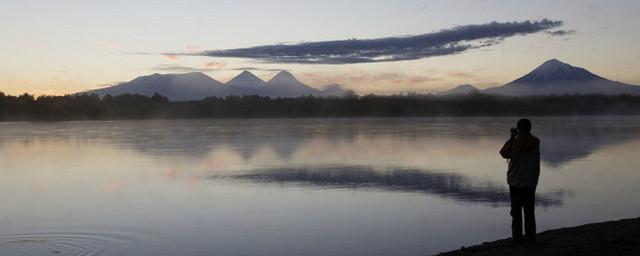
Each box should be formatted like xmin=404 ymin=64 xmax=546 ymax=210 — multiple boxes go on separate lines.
xmin=435 ymin=217 xmax=640 ymax=256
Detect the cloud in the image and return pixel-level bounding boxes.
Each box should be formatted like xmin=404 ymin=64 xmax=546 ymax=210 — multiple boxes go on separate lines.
xmin=300 ymin=71 xmax=441 ymax=86
xmin=97 ymin=82 xmax=123 ymax=88
xmin=447 ymin=72 xmax=475 ymax=78
xmin=152 ymin=64 xmax=219 ymax=72
xmin=230 ymin=67 xmax=288 ymax=72
xmin=152 ymin=64 xmax=206 ymax=72
xmin=151 ymin=63 xmax=288 ymax=73
xmin=203 ymin=61 xmax=226 ymax=69
xmin=163 ymin=54 xmax=179 ymax=61
xmin=181 ymin=19 xmax=563 ymax=64
xmin=546 ymin=30 xmax=576 ymax=36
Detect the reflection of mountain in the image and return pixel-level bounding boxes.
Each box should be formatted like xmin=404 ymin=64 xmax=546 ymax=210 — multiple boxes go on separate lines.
xmin=1 ymin=118 xmax=639 ymax=168
xmin=541 ymin=133 xmax=627 ymax=167
xmin=95 ymin=120 xmax=363 ymax=160
xmin=534 ymin=117 xmax=640 ymax=167
xmin=219 ymin=166 xmax=565 ymax=207
xmin=117 ymin=119 xmax=640 ymax=167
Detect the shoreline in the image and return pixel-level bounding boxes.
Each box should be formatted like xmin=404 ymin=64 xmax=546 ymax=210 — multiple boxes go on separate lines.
xmin=434 ymin=217 xmax=640 ymax=255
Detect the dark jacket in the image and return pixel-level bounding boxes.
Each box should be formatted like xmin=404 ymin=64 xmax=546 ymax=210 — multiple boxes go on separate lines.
xmin=500 ymin=133 xmax=540 ymax=188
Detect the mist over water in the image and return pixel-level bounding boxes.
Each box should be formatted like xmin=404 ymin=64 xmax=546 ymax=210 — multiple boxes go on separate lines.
xmin=1 ymin=117 xmax=639 ymax=255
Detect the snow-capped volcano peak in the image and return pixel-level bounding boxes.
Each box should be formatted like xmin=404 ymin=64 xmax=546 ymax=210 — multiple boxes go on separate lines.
xmin=512 ymin=59 xmax=604 ymax=84
xmin=529 ymin=59 xmax=575 ymax=76
xmin=226 ymin=71 xmax=265 ymax=88
xmin=482 ymin=59 xmax=640 ymax=96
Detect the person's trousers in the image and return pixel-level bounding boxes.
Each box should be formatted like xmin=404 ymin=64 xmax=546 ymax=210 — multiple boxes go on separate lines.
xmin=509 ymin=186 xmax=536 ymax=242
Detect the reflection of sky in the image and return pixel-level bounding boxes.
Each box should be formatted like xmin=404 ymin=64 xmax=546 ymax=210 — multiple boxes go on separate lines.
xmin=1 ymin=117 xmax=640 ymax=255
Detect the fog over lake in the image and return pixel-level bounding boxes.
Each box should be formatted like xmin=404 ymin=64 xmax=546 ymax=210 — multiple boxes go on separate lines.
xmin=1 ymin=117 xmax=639 ymax=256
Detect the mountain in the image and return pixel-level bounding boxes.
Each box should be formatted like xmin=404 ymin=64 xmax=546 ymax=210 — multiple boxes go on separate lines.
xmin=216 ymin=71 xmax=267 ymax=97
xmin=264 ymin=71 xmax=323 ymax=97
xmin=320 ymin=84 xmax=348 ymax=97
xmin=84 ymin=72 xmax=225 ymax=101
xmin=226 ymin=71 xmax=266 ymax=89
xmin=83 ymin=71 xmax=346 ymax=100
xmin=438 ymin=84 xmax=480 ymax=96
xmin=483 ymin=59 xmax=640 ymax=96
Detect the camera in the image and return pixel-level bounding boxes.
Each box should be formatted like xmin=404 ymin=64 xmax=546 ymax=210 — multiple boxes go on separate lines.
xmin=510 ymin=128 xmax=518 ymax=137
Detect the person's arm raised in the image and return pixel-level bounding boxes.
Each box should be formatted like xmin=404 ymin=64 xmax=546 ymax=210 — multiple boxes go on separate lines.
xmin=500 ymin=138 xmax=515 ymax=159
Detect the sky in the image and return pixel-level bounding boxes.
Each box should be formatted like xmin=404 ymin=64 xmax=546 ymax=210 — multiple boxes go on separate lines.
xmin=1 ymin=0 xmax=639 ymax=95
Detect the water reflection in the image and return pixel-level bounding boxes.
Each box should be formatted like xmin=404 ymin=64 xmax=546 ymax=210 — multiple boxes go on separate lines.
xmin=218 ymin=166 xmax=565 ymax=207
xmin=2 ymin=117 xmax=640 ymax=256
xmin=538 ymin=125 xmax=640 ymax=167
xmin=1 ymin=117 xmax=639 ymax=168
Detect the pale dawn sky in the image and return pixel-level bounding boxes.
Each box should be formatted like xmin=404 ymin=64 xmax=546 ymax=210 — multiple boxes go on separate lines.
xmin=1 ymin=0 xmax=638 ymax=95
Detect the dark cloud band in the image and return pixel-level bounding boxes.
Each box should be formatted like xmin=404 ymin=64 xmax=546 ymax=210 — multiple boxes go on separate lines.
xmin=187 ymin=19 xmax=563 ymax=64
xmin=546 ymin=30 xmax=576 ymax=36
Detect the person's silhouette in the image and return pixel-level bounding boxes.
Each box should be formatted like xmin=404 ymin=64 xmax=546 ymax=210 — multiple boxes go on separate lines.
xmin=500 ymin=118 xmax=540 ymax=244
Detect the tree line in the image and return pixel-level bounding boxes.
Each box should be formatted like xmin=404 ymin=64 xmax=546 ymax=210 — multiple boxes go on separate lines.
xmin=1 ymin=91 xmax=640 ymax=121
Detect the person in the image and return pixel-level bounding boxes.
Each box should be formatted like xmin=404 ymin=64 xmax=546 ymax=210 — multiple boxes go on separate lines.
xmin=499 ymin=118 xmax=540 ymax=244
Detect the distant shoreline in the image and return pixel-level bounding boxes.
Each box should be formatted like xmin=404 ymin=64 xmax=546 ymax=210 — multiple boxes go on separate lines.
xmin=2 ymin=115 xmax=640 ymax=124
xmin=2 ymin=93 xmax=640 ymax=121
xmin=434 ymin=217 xmax=640 ymax=256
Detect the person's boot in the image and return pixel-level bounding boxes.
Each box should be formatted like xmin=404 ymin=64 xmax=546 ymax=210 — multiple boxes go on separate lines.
xmin=526 ymin=235 xmax=536 ymax=244
xmin=510 ymin=236 xmax=524 ymax=247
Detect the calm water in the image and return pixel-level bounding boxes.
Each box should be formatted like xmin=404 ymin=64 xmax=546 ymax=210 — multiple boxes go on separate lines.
xmin=1 ymin=117 xmax=639 ymax=256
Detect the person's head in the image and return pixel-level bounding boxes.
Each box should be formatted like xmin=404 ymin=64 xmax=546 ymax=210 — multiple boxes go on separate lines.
xmin=517 ymin=118 xmax=532 ymax=134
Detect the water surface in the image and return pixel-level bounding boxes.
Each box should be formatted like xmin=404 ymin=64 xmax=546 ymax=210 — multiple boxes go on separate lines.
xmin=1 ymin=117 xmax=639 ymax=255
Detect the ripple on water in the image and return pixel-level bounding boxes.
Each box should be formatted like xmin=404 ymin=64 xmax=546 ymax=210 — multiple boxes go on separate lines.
xmin=0 ymin=231 xmax=145 ymax=256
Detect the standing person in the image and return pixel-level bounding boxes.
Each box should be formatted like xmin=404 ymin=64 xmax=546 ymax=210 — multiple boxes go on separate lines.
xmin=500 ymin=118 xmax=540 ymax=244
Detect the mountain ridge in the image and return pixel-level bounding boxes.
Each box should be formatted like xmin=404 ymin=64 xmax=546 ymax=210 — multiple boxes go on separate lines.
xmin=86 ymin=72 xmax=225 ymax=101
xmin=437 ymin=59 xmax=640 ymax=96
xmin=87 ymin=59 xmax=640 ymax=100
xmin=226 ymin=71 xmax=266 ymax=89
xmin=83 ymin=71 xmax=347 ymax=101
xmin=510 ymin=59 xmax=605 ymax=84
xmin=263 ymin=71 xmax=324 ymax=97
xmin=438 ymin=84 xmax=480 ymax=96
xmin=483 ymin=59 xmax=640 ymax=96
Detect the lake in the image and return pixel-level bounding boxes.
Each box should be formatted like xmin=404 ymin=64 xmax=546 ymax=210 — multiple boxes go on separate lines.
xmin=1 ymin=117 xmax=639 ymax=256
